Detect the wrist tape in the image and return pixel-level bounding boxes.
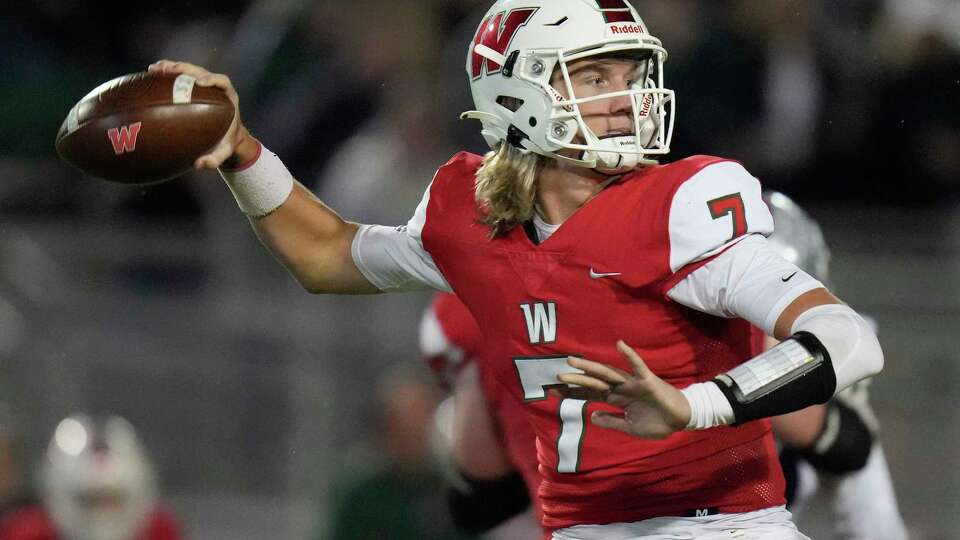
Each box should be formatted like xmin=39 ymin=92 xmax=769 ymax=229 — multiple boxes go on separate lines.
xmin=219 ymin=141 xmax=295 ymax=217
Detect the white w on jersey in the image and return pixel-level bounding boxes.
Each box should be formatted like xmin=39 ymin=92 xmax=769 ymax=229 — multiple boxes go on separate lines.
xmin=519 ymin=302 xmax=557 ymax=344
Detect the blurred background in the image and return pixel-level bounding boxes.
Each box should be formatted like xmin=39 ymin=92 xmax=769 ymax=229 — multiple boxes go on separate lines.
xmin=0 ymin=0 xmax=958 ymax=538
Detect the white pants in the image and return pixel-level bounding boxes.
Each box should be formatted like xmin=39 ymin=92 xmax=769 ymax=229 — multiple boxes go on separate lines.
xmin=552 ymin=506 xmax=809 ymax=540
xmin=791 ymin=444 xmax=909 ymax=540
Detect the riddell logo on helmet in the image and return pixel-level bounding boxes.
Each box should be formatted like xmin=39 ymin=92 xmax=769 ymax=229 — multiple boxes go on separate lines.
xmin=638 ymin=93 xmax=653 ymax=116
xmin=608 ymin=22 xmax=645 ymax=35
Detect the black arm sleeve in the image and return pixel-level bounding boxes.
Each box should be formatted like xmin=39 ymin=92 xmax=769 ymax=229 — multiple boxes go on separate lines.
xmin=447 ymin=470 xmax=531 ymax=533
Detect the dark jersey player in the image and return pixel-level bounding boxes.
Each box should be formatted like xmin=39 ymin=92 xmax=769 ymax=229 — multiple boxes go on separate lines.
xmin=148 ymin=0 xmax=884 ymax=537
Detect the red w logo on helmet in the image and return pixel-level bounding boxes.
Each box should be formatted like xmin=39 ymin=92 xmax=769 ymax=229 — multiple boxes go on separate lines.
xmin=471 ymin=8 xmax=538 ymax=79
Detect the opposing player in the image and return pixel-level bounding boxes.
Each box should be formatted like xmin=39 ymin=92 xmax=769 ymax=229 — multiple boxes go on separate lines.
xmin=149 ymin=0 xmax=884 ymax=536
xmin=0 ymin=414 xmax=180 ymax=540
xmin=763 ymin=191 xmax=908 ymax=540
xmin=421 ymin=293 xmax=542 ymax=537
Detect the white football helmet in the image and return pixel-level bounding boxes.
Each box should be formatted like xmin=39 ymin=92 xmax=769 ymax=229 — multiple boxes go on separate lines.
xmin=40 ymin=414 xmax=156 ymax=540
xmin=463 ymin=0 xmax=675 ymax=171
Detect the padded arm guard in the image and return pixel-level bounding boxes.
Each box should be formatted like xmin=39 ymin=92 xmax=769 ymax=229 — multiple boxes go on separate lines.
xmin=713 ymin=332 xmax=836 ymax=425
xmin=683 ymin=304 xmax=883 ymax=430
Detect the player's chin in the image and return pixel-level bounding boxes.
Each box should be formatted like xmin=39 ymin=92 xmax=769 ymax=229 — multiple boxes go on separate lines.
xmin=594 ymin=162 xmax=635 ymax=176
xmin=592 ymin=154 xmax=639 ymax=176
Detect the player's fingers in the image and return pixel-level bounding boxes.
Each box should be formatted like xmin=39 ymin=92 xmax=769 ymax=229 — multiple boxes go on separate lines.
xmin=200 ymin=74 xmax=240 ymax=105
xmin=194 ymin=142 xmax=231 ymax=169
xmin=150 ymin=60 xmax=210 ymax=79
xmin=214 ymin=145 xmax=235 ymax=164
xmin=195 ymin=142 xmax=234 ymax=170
xmin=567 ymin=357 xmax=629 ymax=385
xmin=147 ymin=59 xmax=178 ymax=71
xmin=197 ymin=74 xmax=239 ymax=105
xmin=194 ymin=155 xmax=219 ymax=170
xmin=617 ymin=340 xmax=653 ymax=378
xmin=197 ymin=73 xmax=232 ymax=91
xmin=591 ymin=411 xmax=631 ymax=433
xmin=605 ymin=391 xmax=639 ymax=409
xmin=557 ymin=373 xmax=610 ymax=392
xmin=549 ymin=387 xmax=606 ymax=401
xmin=148 ymin=60 xmax=174 ymax=73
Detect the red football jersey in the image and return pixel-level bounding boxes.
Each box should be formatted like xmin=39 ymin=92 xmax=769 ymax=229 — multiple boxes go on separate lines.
xmin=428 ymin=292 xmax=543 ymax=517
xmin=419 ymin=152 xmax=785 ymax=531
xmin=0 ymin=505 xmax=181 ymax=540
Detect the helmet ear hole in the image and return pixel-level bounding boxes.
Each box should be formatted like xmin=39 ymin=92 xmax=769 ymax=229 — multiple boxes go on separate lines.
xmin=496 ymin=95 xmax=525 ymax=112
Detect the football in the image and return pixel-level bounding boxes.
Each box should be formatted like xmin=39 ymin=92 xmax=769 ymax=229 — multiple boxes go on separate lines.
xmin=55 ymin=71 xmax=234 ymax=185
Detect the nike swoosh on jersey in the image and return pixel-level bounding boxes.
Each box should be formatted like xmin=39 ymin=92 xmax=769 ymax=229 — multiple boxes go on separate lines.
xmin=589 ymin=268 xmax=622 ymax=279
xmin=781 ymin=271 xmax=798 ymax=282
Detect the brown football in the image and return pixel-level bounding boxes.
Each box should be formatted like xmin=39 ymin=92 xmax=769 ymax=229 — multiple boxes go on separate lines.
xmin=55 ymin=71 xmax=234 ymax=185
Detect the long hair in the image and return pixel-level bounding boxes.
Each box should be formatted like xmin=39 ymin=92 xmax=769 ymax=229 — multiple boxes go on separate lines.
xmin=474 ymin=143 xmax=546 ymax=237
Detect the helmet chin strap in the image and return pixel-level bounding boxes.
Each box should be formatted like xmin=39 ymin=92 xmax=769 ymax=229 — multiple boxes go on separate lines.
xmin=583 ymin=135 xmax=638 ymax=170
xmin=581 ymin=111 xmax=661 ymax=172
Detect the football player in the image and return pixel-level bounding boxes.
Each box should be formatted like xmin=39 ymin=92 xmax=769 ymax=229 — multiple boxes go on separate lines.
xmin=421 ymin=191 xmax=909 ymax=540
xmin=421 ymin=292 xmax=542 ymax=537
xmin=763 ymin=191 xmax=908 ymax=540
xmin=150 ymin=0 xmax=884 ymax=536
xmin=0 ymin=414 xmax=180 ymax=540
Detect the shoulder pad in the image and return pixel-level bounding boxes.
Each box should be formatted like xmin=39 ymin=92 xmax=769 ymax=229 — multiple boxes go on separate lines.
xmin=667 ymin=160 xmax=773 ymax=272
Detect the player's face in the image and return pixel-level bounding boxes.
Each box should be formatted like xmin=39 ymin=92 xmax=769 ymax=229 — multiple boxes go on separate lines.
xmin=550 ymin=57 xmax=644 ymax=144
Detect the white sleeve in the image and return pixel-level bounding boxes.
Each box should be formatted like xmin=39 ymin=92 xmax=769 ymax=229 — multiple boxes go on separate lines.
xmin=667 ymin=234 xmax=823 ymax=335
xmin=791 ymin=303 xmax=883 ymax=393
xmin=419 ymin=304 xmax=455 ymax=357
xmin=351 ymin=182 xmax=452 ymax=293
xmin=668 ymin=161 xmax=774 ymax=272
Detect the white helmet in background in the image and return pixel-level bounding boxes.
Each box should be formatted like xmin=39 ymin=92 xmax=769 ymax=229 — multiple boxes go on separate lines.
xmin=463 ymin=0 xmax=675 ymax=171
xmin=763 ymin=191 xmax=832 ymax=285
xmin=40 ymin=414 xmax=156 ymax=540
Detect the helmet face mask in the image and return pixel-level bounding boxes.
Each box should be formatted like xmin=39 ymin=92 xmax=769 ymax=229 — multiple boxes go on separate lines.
xmin=463 ymin=0 xmax=675 ymax=172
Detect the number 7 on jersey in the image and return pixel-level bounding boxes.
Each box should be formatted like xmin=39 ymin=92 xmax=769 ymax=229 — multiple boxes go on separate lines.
xmin=707 ymin=192 xmax=747 ymax=240
xmin=514 ymin=356 xmax=587 ymax=473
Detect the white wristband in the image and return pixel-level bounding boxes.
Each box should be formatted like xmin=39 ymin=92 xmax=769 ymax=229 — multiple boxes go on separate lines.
xmin=680 ymin=381 xmax=735 ymax=430
xmin=219 ymin=141 xmax=295 ymax=217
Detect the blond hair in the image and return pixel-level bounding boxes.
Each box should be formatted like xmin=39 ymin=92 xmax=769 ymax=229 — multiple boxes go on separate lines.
xmin=474 ymin=143 xmax=546 ymax=237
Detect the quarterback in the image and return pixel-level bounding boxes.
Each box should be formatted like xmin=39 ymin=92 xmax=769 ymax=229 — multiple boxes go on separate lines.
xmin=420 ymin=191 xmax=907 ymax=540
xmin=150 ymin=0 xmax=883 ymax=537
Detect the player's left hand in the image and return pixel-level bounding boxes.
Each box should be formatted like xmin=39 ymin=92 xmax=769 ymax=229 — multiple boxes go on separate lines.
xmin=554 ymin=340 xmax=691 ymax=440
